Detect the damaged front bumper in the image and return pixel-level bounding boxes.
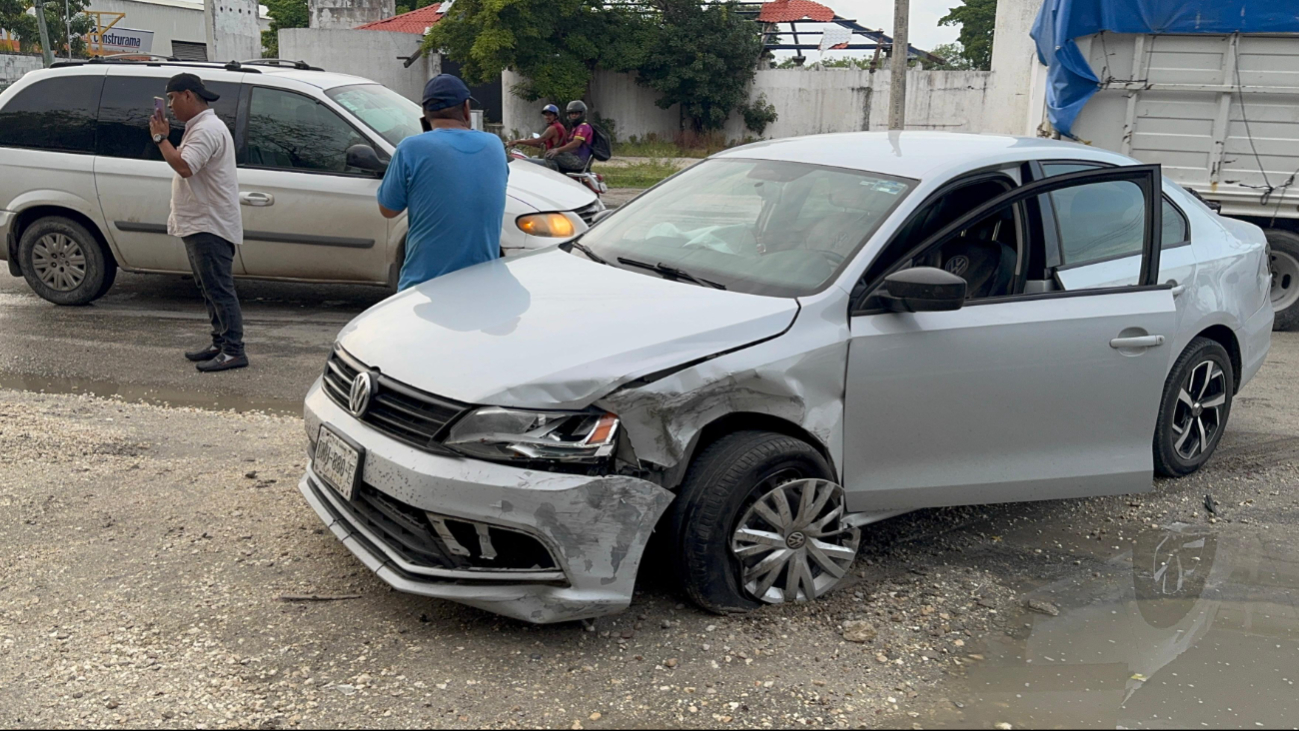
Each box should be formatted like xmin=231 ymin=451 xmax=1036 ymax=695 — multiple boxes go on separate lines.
xmin=299 ymin=380 xmax=674 ymax=624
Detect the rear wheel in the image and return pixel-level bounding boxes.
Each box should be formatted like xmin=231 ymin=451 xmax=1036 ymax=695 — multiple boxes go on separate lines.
xmin=1267 ymin=229 xmax=1299 ymax=331
xmin=18 ymin=216 xmax=115 ymax=306
xmin=1153 ymin=337 xmax=1234 ymax=477
xmin=671 ymin=431 xmax=858 ymax=614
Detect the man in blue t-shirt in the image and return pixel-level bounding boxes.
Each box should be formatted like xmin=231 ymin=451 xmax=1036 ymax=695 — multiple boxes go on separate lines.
xmin=378 ymin=75 xmax=508 ymax=291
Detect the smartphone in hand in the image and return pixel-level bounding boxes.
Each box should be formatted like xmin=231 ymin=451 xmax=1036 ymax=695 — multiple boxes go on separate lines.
xmin=153 ymin=96 xmax=166 ymax=119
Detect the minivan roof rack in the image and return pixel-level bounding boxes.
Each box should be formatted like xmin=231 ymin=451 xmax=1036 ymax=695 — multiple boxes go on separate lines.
xmin=48 ymin=58 xmax=262 ymax=74
xmin=240 ymin=58 xmax=324 ymax=71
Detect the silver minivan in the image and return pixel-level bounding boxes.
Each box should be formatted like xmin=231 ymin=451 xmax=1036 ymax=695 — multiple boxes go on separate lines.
xmin=0 ymin=59 xmax=600 ymax=305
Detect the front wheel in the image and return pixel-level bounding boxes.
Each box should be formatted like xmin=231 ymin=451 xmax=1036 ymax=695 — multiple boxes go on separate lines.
xmin=1153 ymin=337 xmax=1234 ymax=477
xmin=18 ymin=216 xmax=115 ymax=306
xmin=1266 ymin=229 xmax=1299 ymax=331
xmin=671 ymin=431 xmax=859 ymax=614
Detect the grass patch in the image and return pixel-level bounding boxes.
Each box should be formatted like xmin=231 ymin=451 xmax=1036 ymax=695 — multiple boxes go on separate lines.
xmin=595 ymin=159 xmax=680 ymax=189
xmin=615 ymin=139 xmax=711 ymax=159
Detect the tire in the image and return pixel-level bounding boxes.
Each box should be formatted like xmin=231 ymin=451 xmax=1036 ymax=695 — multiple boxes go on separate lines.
xmin=1266 ymin=229 xmax=1299 ymax=331
xmin=1153 ymin=337 xmax=1234 ymax=478
xmin=18 ymin=216 xmax=115 ymax=306
xmin=671 ymin=430 xmax=857 ymax=614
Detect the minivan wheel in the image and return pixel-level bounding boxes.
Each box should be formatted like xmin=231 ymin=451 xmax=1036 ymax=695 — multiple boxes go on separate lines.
xmin=19 ymin=217 xmax=115 ymax=306
xmin=1153 ymin=337 xmax=1234 ymax=478
xmin=671 ymin=431 xmax=858 ymax=614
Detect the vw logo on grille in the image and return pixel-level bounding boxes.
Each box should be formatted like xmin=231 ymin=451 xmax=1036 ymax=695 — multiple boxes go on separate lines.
xmin=349 ymin=372 xmax=374 ymax=417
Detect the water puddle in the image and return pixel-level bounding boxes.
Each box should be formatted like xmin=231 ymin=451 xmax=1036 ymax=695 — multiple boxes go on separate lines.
xmin=0 ymin=372 xmax=303 ymax=416
xmin=937 ymin=523 xmax=1299 ymax=729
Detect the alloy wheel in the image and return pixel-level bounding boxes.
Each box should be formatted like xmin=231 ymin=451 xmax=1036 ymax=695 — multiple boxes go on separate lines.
xmin=1271 ymin=247 xmax=1299 ymax=313
xmin=31 ymin=233 xmax=87 ymax=292
xmin=1170 ymin=360 xmax=1228 ymax=461
xmin=729 ymin=478 xmax=859 ymax=604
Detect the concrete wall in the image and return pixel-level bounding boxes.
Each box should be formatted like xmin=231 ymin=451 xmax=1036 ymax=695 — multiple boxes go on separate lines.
xmin=309 ymin=0 xmax=395 ymax=30
xmin=502 ymin=65 xmax=992 ymax=144
xmin=205 ymin=0 xmax=261 ymax=63
xmin=985 ymin=0 xmax=1048 ymax=135
xmin=279 ymin=28 xmax=438 ymax=103
xmin=0 ymin=54 xmax=44 ymax=92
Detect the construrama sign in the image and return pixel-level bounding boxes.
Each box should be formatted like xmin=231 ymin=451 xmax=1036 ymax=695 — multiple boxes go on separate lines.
xmin=92 ymin=27 xmax=154 ymax=54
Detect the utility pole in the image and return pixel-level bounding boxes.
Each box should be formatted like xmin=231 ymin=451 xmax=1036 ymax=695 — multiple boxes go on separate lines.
xmin=34 ymin=1 xmax=56 ymax=67
xmin=888 ymin=0 xmax=909 ymax=130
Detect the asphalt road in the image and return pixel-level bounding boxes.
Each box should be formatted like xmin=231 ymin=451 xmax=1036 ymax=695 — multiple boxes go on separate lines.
xmin=0 ymin=269 xmax=382 ymax=414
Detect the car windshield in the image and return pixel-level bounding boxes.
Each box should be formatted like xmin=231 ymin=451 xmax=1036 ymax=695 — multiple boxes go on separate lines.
xmin=576 ymin=159 xmax=914 ymax=297
xmin=326 ymin=84 xmax=423 ymax=148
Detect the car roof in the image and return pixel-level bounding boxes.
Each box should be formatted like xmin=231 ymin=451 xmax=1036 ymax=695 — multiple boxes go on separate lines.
xmin=33 ymin=60 xmax=376 ymax=91
xmin=714 ymin=131 xmax=1134 ymax=181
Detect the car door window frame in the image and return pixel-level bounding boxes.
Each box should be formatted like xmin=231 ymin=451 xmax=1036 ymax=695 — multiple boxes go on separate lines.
xmin=1032 ymin=159 xmax=1192 ymax=256
xmin=239 ymin=85 xmax=380 ymax=178
xmin=851 ymin=164 xmax=1167 ymax=314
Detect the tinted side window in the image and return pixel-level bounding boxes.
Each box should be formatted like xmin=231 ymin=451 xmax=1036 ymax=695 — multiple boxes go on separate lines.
xmin=0 ymin=75 xmax=104 ymax=153
xmin=96 ymin=76 xmax=238 ymax=161
xmin=1053 ymin=179 xmax=1145 ymax=268
xmin=245 ymin=87 xmax=367 ymax=174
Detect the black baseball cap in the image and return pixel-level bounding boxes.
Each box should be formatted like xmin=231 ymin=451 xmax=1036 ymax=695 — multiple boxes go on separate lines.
xmin=165 ymin=73 xmax=220 ymax=102
xmin=422 ymin=74 xmax=476 ymax=112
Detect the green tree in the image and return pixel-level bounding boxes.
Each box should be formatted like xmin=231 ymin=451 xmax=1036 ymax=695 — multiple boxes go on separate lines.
xmin=424 ymin=0 xmax=639 ymax=103
xmin=938 ymin=0 xmax=996 ymax=70
xmin=261 ymin=0 xmax=308 ymax=58
xmin=1 ymin=0 xmax=94 ymax=57
xmin=630 ymin=0 xmax=763 ymax=132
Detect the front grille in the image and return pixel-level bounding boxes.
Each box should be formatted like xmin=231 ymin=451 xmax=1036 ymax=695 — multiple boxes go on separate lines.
xmin=313 ymin=478 xmax=561 ymax=574
xmin=322 ymin=347 xmax=466 ymax=451
xmin=575 ymin=200 xmax=603 ymax=226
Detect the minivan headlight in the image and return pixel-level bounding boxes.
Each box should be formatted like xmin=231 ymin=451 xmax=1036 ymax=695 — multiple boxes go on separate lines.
xmin=443 ymin=407 xmax=619 ymax=463
xmin=516 ymin=212 xmax=578 ymax=238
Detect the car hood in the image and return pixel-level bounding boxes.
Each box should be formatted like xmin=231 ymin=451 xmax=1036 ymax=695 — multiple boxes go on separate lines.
xmin=336 ymin=250 xmax=799 ymax=408
xmin=507 ymin=160 xmax=596 ymax=212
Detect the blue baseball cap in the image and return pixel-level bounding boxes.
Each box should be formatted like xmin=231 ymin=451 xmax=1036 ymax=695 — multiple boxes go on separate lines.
xmin=421 ymin=74 xmax=476 ymax=112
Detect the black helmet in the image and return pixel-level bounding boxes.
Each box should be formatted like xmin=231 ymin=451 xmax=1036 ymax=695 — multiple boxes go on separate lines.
xmin=566 ymin=100 xmax=588 ymax=125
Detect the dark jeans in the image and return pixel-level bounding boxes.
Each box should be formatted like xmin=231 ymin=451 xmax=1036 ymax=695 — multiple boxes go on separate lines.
xmin=531 ymin=152 xmax=587 ymax=174
xmin=182 ymin=232 xmax=244 ymax=357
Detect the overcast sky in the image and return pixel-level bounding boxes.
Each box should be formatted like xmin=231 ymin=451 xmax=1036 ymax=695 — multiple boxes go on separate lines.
xmin=803 ymin=0 xmax=964 ymax=59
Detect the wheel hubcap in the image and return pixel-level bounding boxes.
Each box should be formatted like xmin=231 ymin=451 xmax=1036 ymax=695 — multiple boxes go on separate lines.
xmin=1171 ymin=360 xmax=1228 ymax=461
xmin=729 ymin=478 xmax=860 ymax=604
xmin=32 ymin=233 xmax=87 ymax=292
xmin=1271 ymin=248 xmax=1299 ymax=312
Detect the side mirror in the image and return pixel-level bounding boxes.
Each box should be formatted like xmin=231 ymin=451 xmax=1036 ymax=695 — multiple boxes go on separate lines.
xmin=591 ymin=208 xmax=615 ymax=225
xmin=878 ymin=267 xmax=966 ymax=312
xmin=346 ymin=144 xmax=388 ymax=175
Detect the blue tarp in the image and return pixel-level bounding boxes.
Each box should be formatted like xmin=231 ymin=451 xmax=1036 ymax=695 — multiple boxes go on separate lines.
xmin=1030 ymin=0 xmax=1299 ymax=137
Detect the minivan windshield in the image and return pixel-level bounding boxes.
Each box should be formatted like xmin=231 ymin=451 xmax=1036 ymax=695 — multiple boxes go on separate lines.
xmin=577 ymin=159 xmax=912 ymax=297
xmin=326 ymin=84 xmax=423 ymax=148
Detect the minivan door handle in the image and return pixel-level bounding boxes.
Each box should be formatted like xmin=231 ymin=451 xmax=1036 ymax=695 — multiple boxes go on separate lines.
xmin=1110 ymin=334 xmax=1165 ymax=349
xmin=240 ymin=191 xmax=275 ymax=207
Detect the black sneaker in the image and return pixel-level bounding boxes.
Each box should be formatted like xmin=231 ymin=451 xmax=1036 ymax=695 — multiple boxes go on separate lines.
xmin=185 ymin=345 xmax=221 ymax=362
xmin=196 ymin=353 xmax=249 ymax=372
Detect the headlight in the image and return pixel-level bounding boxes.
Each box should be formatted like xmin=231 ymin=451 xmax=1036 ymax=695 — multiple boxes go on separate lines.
xmin=443 ymin=407 xmax=619 ymax=464
xmin=516 ymin=212 xmax=578 ymax=238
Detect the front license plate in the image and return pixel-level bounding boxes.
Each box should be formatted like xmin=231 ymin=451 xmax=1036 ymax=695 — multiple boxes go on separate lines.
xmin=315 ymin=425 xmax=362 ymax=501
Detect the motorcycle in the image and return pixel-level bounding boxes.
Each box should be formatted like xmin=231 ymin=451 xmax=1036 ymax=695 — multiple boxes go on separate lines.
xmin=509 ymin=134 xmax=608 ymax=198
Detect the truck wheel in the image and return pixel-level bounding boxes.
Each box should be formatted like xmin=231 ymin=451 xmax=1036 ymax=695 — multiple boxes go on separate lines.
xmin=671 ymin=431 xmax=858 ymax=614
xmin=18 ymin=216 xmax=115 ymax=306
xmin=1153 ymin=337 xmax=1234 ymax=478
xmin=1267 ymin=229 xmax=1299 ymax=331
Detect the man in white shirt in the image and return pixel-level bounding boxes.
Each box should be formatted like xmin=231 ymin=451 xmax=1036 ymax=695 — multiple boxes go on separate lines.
xmin=149 ymin=73 xmax=247 ymax=372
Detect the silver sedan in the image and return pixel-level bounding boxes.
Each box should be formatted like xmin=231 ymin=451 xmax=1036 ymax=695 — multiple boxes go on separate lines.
xmin=298 ymin=132 xmax=1273 ymax=622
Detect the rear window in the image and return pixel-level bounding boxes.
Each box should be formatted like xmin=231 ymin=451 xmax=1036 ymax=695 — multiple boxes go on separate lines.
xmin=0 ymin=75 xmax=105 ymax=154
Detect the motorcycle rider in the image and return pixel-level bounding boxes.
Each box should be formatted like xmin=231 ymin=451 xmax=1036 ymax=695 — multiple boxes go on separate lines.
xmin=543 ymin=100 xmax=596 ymax=173
xmin=507 ymin=104 xmax=566 ymax=152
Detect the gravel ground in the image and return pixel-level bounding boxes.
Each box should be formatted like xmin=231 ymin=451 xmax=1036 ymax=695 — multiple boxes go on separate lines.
xmin=1 ymin=332 xmax=1296 ymax=729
